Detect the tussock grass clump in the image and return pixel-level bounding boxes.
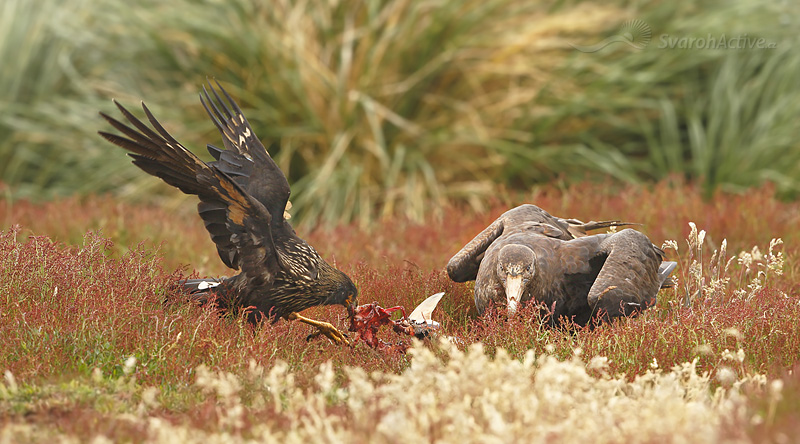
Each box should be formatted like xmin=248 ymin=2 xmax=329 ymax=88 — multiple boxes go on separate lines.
xmin=3 ymin=0 xmax=799 ymax=225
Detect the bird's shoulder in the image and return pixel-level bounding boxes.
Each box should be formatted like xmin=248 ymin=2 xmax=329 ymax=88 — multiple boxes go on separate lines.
xmin=273 ymin=230 xmax=322 ymax=281
xmin=490 ymin=229 xmax=564 ymax=252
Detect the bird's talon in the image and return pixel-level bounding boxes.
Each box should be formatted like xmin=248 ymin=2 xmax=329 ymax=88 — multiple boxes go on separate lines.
xmin=305 ymin=322 xmax=349 ymax=345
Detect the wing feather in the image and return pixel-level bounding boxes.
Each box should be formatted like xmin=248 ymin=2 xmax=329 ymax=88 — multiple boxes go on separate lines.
xmin=196 ymin=165 xmax=281 ymax=286
xmin=446 ymin=217 xmax=504 ymax=282
xmin=99 ymin=99 xmax=281 ymax=281
xmin=200 ymin=80 xmax=291 ymax=224
xmin=586 ymin=229 xmax=665 ymax=318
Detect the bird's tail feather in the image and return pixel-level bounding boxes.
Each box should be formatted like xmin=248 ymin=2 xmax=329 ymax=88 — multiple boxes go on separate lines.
xmin=175 ymin=277 xmax=227 ymax=304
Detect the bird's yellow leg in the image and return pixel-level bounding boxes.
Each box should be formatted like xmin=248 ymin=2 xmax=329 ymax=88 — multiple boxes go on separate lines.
xmin=287 ymin=312 xmax=349 ymax=345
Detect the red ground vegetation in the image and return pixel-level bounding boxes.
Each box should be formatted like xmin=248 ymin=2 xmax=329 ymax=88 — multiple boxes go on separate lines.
xmin=1 ymin=181 xmax=799 ymax=440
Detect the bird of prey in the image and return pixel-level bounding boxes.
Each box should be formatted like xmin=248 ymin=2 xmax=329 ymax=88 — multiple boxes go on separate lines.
xmin=446 ymin=205 xmax=676 ymax=325
xmin=99 ymin=81 xmax=357 ymax=344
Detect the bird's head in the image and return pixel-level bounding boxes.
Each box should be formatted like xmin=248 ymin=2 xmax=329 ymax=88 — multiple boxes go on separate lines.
xmin=327 ymin=270 xmax=359 ymax=319
xmin=496 ymin=244 xmax=536 ymax=314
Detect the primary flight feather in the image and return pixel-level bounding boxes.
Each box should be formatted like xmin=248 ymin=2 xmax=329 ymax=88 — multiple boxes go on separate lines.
xmin=99 ymin=80 xmax=357 ymax=344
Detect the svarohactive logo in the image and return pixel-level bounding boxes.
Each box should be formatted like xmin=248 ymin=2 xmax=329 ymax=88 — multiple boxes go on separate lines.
xmin=569 ymin=20 xmax=652 ymax=53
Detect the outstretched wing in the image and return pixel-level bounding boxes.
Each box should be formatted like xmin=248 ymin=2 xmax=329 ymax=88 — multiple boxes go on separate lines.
xmin=199 ymin=80 xmax=292 ymax=227
xmin=585 ymin=229 xmax=669 ymax=319
xmin=99 ymin=100 xmax=280 ymax=284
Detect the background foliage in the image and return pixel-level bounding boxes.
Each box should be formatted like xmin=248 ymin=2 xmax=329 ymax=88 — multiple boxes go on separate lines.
xmin=1 ymin=0 xmax=798 ymax=225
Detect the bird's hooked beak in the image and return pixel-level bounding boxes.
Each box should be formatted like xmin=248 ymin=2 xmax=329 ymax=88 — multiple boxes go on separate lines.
xmin=344 ymin=293 xmax=357 ymax=319
xmin=505 ymin=274 xmax=524 ymax=314
xmin=497 ymin=244 xmax=535 ymax=315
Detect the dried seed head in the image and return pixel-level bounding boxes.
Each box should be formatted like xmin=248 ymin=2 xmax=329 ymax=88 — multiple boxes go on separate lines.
xmin=723 ymin=328 xmax=742 ymax=340
xmin=766 ymin=238 xmax=784 ymax=275
xmin=693 ymin=344 xmax=713 ymax=355
xmin=588 ymin=356 xmax=609 ymax=371
xmin=750 ymin=246 xmax=763 ymax=262
xmin=717 ymin=367 xmax=736 ymax=386
xmin=738 ymin=252 xmax=753 ymax=270
xmin=123 ymin=356 xmax=137 ymax=375
xmin=688 ymin=222 xmax=698 ymax=250
xmin=769 ymin=380 xmax=784 ymax=400
xmin=725 ymin=256 xmax=736 ymax=273
xmin=661 ymin=239 xmax=678 ymax=252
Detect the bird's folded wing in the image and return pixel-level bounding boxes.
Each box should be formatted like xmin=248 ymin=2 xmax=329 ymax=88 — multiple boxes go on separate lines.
xmin=446 ymin=217 xmax=505 ymax=282
xmin=447 ymin=205 xmax=575 ymax=282
xmin=586 ymin=229 xmax=664 ymax=317
xmin=196 ymin=165 xmax=281 ymax=287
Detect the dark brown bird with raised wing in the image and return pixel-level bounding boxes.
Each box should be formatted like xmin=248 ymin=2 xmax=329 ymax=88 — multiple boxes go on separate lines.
xmin=446 ymin=205 xmax=676 ymax=325
xmin=99 ymin=81 xmax=356 ymax=343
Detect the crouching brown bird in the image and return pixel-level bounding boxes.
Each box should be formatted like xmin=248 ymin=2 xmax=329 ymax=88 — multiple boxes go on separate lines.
xmin=99 ymin=81 xmax=357 ymax=344
xmin=446 ymin=205 xmax=676 ymax=325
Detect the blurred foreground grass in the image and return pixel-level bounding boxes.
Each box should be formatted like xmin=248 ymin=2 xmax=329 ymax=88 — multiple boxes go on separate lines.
xmin=1 ymin=0 xmax=798 ymax=225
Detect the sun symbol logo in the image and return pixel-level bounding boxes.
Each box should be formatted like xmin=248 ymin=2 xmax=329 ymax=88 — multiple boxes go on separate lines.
xmin=570 ymin=19 xmax=652 ymax=53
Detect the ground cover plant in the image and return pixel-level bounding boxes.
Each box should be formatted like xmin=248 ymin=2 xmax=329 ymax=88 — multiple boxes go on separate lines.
xmin=2 ymin=181 xmax=800 ymax=442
